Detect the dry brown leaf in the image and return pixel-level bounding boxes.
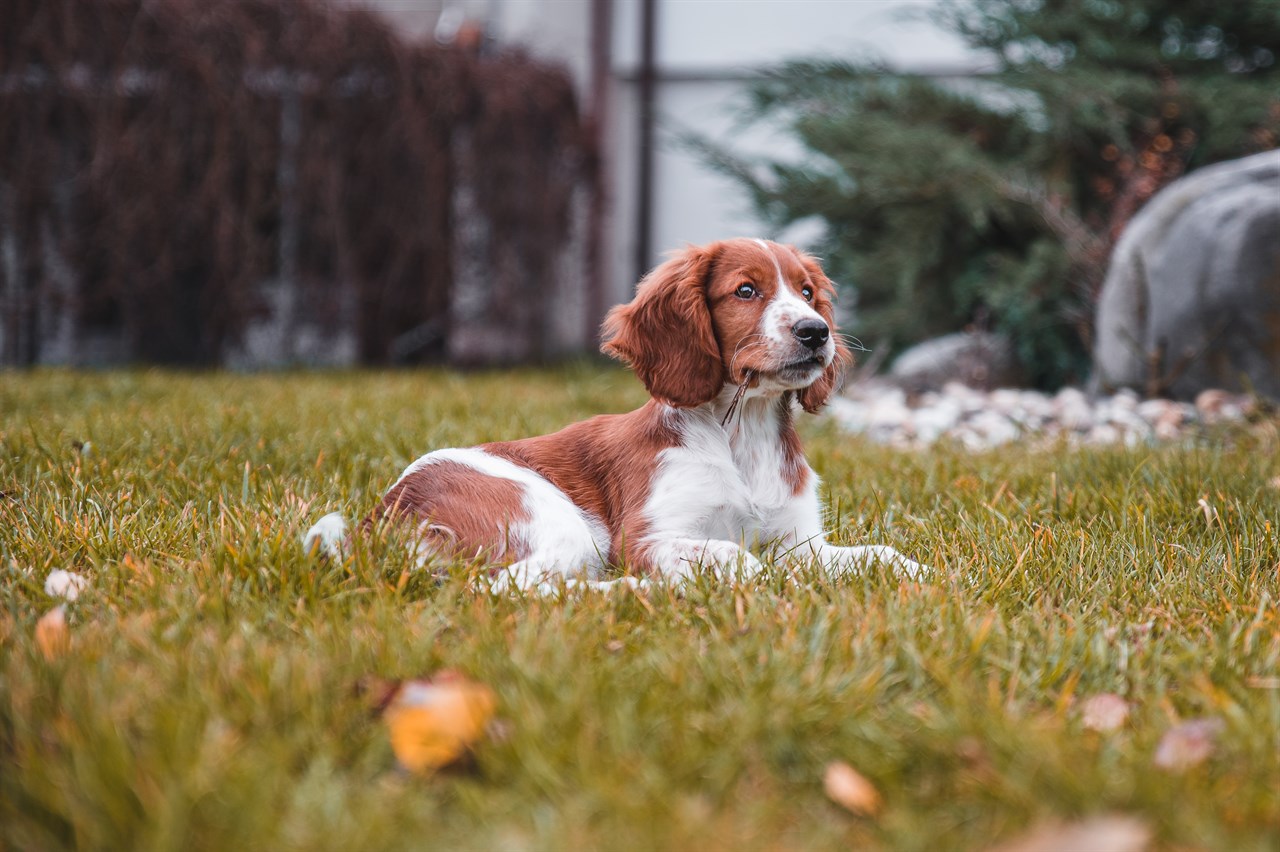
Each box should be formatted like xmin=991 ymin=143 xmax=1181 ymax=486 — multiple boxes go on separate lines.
xmin=1153 ymin=718 xmax=1223 ymax=772
xmin=35 ymin=606 xmax=70 ymax=661
xmin=354 ymin=675 xmax=402 ymax=715
xmin=986 ymin=814 xmax=1151 ymax=852
xmin=822 ymin=760 xmax=882 ymax=817
xmin=1080 ymin=693 xmax=1130 ymax=732
xmin=381 ymin=671 xmax=496 ymax=775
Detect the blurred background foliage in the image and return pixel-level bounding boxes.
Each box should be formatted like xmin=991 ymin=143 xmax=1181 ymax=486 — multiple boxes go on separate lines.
xmin=695 ymin=0 xmax=1280 ymax=388
xmin=0 ymin=0 xmax=588 ymax=367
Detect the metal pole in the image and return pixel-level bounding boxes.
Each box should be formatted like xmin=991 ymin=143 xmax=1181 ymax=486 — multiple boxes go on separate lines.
xmin=586 ymin=0 xmax=613 ymax=345
xmin=634 ymin=0 xmax=657 ymax=285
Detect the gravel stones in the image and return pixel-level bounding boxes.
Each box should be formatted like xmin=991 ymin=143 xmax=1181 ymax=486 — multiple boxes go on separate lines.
xmin=827 ymin=382 xmax=1256 ymax=450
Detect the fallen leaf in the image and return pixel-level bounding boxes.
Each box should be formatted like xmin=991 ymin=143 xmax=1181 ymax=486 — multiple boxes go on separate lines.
xmin=822 ymin=760 xmax=882 ymax=817
xmin=35 ymin=606 xmax=70 ymax=661
xmin=1080 ymin=693 xmax=1130 ymax=732
xmin=381 ymin=671 xmax=496 ymax=775
xmin=354 ymin=674 xmax=402 ymax=715
xmin=1153 ymin=718 xmax=1223 ymax=772
xmin=44 ymin=569 xmax=88 ymax=602
xmin=986 ymin=814 xmax=1151 ymax=852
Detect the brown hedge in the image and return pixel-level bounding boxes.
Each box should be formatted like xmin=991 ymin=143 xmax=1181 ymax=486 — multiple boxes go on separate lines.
xmin=0 ymin=0 xmax=589 ymax=365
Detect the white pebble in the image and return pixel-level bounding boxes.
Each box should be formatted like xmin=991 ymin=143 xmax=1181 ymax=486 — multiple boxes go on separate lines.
xmin=44 ymin=569 xmax=88 ymax=602
xmin=826 ymin=380 xmax=1244 ymax=451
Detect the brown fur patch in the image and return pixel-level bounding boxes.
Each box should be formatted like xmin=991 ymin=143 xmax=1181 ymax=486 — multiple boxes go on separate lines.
xmin=778 ymin=396 xmax=812 ymax=496
xmin=602 ymin=246 xmax=725 ymax=407
xmin=368 ymin=461 xmax=531 ymax=563
xmin=482 ymin=400 xmax=681 ymax=566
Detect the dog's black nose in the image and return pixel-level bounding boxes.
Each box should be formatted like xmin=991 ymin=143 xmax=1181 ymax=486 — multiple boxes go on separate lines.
xmin=792 ymin=318 xmax=829 ymax=350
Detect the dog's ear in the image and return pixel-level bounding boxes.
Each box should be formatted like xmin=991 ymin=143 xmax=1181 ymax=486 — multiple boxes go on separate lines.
xmin=796 ymin=253 xmax=852 ymax=414
xmin=602 ymin=244 xmax=724 ymax=407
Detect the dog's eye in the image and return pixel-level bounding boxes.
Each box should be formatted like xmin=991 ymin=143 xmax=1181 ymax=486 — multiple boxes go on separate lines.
xmin=801 ymin=286 xmax=814 ymax=301
xmin=735 ymin=283 xmax=757 ymax=299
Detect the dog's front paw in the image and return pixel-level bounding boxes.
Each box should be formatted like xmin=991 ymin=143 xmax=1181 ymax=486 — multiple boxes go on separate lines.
xmin=887 ymin=553 xmax=930 ymax=581
xmin=867 ymin=546 xmax=932 ymax=580
xmin=819 ymin=544 xmax=931 ymax=581
xmin=695 ymin=540 xmax=766 ymax=579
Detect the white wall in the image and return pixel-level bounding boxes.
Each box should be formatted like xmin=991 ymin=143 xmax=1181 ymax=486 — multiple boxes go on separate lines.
xmin=607 ymin=0 xmax=987 ymax=302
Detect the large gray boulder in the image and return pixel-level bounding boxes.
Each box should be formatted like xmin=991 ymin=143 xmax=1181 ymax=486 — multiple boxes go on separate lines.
xmin=1092 ymin=149 xmax=1280 ymax=400
xmin=888 ymin=331 xmax=1023 ymax=392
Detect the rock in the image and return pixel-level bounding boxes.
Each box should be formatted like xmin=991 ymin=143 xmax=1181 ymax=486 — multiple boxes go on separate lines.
xmin=988 ymin=389 xmax=1025 ymax=417
xmin=1152 ymin=413 xmax=1182 ymax=442
xmin=1194 ymin=389 xmax=1254 ymax=424
xmin=832 ymin=377 xmax=1257 ymax=450
xmin=967 ymin=410 xmax=1020 ymax=446
xmin=911 ymin=398 xmax=962 ymax=443
xmin=1111 ymin=389 xmax=1140 ymax=412
xmin=1086 ymin=423 xmax=1121 ymax=445
xmin=1093 ymin=150 xmax=1280 ymax=401
xmin=889 ymin=332 xmax=1023 ymax=393
xmin=1053 ymin=387 xmax=1094 ymax=432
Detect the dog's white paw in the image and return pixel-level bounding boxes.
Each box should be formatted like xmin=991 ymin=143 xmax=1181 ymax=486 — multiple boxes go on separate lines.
xmin=889 ymin=554 xmax=931 ymax=581
xmin=818 ymin=544 xmax=932 ymax=581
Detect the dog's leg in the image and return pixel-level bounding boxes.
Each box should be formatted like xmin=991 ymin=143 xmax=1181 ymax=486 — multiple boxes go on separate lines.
xmin=769 ymin=473 xmax=931 ymax=581
xmin=639 ymin=537 xmax=765 ymax=584
xmin=485 ymin=559 xmax=650 ymax=595
xmin=810 ymin=542 xmax=928 ymax=580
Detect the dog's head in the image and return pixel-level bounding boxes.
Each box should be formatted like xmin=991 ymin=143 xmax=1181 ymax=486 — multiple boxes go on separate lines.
xmin=601 ymin=238 xmax=851 ymax=412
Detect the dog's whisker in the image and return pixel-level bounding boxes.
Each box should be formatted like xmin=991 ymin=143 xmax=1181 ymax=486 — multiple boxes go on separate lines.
xmin=834 ymin=333 xmax=869 ymax=352
xmin=728 ymin=338 xmax=770 ymax=373
xmin=729 ymin=334 xmax=768 ymax=358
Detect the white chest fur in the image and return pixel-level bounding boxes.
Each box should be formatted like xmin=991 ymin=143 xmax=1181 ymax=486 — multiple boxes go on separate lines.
xmin=642 ymin=398 xmax=804 ymax=545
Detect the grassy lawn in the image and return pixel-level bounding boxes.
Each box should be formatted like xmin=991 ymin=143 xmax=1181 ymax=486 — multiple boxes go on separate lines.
xmin=2 ymin=366 xmax=1278 ymax=851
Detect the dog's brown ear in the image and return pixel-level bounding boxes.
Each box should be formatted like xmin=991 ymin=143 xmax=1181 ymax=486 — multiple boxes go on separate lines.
xmin=796 ymin=253 xmax=852 ymax=414
xmin=602 ymin=244 xmax=724 ymax=407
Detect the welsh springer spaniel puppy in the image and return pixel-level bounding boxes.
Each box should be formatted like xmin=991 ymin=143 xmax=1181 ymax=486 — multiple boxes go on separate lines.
xmin=306 ymin=238 xmax=927 ymax=590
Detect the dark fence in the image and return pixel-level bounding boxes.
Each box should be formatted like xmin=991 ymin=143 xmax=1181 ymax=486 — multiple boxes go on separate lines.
xmin=0 ymin=0 xmax=594 ymax=367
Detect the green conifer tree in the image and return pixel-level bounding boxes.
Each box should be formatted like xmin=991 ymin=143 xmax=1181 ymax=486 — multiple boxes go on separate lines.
xmin=696 ymin=0 xmax=1280 ymax=387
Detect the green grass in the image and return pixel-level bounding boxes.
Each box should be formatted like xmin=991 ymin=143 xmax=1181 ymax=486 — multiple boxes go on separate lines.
xmin=2 ymin=366 xmax=1279 ymax=851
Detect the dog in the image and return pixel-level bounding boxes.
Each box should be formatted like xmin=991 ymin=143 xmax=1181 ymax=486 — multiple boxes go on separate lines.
xmin=305 ymin=238 xmax=927 ymax=591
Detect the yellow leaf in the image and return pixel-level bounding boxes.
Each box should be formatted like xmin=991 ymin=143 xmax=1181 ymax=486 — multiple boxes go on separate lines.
xmin=35 ymin=606 xmax=70 ymax=661
xmin=822 ymin=760 xmax=882 ymax=817
xmin=382 ymin=673 xmax=496 ymax=774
